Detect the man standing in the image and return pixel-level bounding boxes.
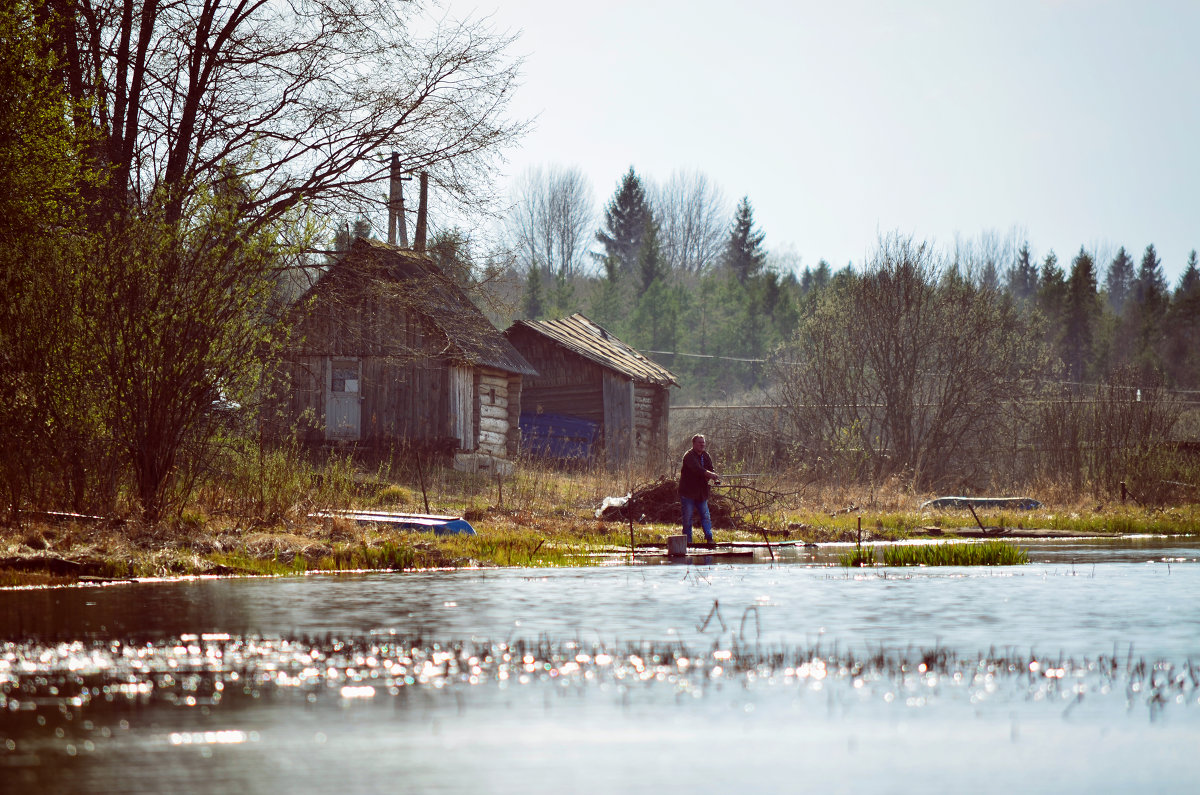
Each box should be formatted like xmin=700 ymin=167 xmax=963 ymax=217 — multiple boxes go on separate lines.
xmin=678 ymin=434 xmax=721 ymax=548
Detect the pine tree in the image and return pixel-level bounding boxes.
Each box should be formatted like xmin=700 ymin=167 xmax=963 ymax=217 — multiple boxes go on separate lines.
xmin=594 ymin=167 xmax=653 ymax=279
xmin=724 ymin=196 xmax=766 ymax=284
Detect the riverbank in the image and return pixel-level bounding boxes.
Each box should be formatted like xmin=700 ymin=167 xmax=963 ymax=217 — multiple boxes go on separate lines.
xmin=3 ymin=481 xmax=1198 ymax=586
xmin=0 ymin=468 xmax=1195 ymax=586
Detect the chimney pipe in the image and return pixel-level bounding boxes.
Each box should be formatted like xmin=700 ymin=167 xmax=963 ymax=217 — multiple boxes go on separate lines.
xmin=387 ymin=153 xmax=410 ymax=247
xmin=414 ymin=171 xmax=429 ymax=252
xmin=387 ymin=153 xmax=399 ymax=245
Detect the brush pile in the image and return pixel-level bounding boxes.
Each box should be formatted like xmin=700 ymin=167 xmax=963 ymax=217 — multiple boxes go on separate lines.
xmin=597 ymin=477 xmax=736 ymax=528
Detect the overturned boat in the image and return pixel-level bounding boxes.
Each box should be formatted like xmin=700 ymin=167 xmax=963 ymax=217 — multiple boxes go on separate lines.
xmin=313 ymin=510 xmax=476 ymax=535
xmin=921 ymin=497 xmax=1042 ymax=511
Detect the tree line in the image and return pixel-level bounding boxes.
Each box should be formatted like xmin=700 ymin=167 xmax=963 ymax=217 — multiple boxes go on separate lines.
xmin=502 ymin=165 xmax=1200 ymax=407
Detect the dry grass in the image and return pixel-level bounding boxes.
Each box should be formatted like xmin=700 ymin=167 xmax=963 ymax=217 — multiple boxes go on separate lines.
xmin=1 ymin=458 xmax=1197 ymax=586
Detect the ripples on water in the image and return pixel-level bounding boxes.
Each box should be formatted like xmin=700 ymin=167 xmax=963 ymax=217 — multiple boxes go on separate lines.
xmin=4 ymin=633 xmax=1199 ymax=719
xmin=4 ymin=545 xmax=1200 ymax=792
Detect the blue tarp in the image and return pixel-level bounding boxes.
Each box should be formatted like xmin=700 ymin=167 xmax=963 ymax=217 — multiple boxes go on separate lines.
xmin=520 ymin=412 xmax=600 ymax=460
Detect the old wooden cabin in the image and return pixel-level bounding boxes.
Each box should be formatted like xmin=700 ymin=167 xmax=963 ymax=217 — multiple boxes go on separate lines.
xmin=504 ymin=313 xmax=678 ymax=471
xmin=274 ymin=237 xmax=537 ymax=474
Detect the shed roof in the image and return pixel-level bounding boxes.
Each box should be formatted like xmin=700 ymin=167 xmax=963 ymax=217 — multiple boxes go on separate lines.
xmin=506 ymin=313 xmax=678 ymax=386
xmin=301 ymin=238 xmax=537 ymax=376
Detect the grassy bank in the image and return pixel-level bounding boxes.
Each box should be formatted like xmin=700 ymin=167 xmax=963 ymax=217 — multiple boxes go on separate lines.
xmin=1 ymin=460 xmax=1197 ymax=586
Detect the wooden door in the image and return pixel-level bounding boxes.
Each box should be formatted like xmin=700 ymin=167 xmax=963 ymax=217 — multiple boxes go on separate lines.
xmin=449 ymin=365 xmax=475 ymax=450
xmin=325 ymin=358 xmax=361 ymax=440
xmin=602 ymin=371 xmax=633 ymax=470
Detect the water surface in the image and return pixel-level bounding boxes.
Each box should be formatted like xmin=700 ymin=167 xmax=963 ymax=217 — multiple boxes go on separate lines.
xmin=3 ymin=538 xmax=1199 ymax=792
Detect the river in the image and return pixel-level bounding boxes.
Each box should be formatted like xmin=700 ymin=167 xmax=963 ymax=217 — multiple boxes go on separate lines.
xmin=3 ymin=536 xmax=1199 ymax=792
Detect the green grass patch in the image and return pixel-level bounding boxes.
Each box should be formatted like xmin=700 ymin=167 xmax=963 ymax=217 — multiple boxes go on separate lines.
xmin=207 ymin=551 xmax=298 ymax=576
xmin=885 ymin=541 xmax=1028 ymax=566
xmin=840 ymin=541 xmax=1029 ymax=567
xmin=316 ymin=541 xmax=419 ymax=571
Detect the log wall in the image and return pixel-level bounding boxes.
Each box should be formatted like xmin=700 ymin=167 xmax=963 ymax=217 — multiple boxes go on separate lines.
xmin=507 ymin=325 xmax=673 ymax=471
xmin=271 ymin=271 xmax=520 ymax=458
xmin=476 ymin=368 xmax=512 ymax=458
xmin=506 ymin=328 xmax=605 ymax=422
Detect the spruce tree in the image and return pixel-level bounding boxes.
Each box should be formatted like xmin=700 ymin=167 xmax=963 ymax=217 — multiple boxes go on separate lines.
xmin=637 ymin=220 xmax=666 ymax=292
xmin=1104 ymin=246 xmax=1135 ymax=314
xmin=523 ymin=263 xmax=545 ymax=320
xmin=589 ymin=255 xmax=626 ymax=334
xmin=1064 ymin=247 xmax=1099 ymax=382
xmin=1006 ymin=243 xmax=1039 ymax=308
xmin=1125 ymin=244 xmax=1169 ymax=379
xmin=1037 ymin=250 xmax=1067 ymax=370
xmin=1178 ymin=250 xmax=1200 ymax=297
xmin=1132 ymin=244 xmax=1168 ymax=308
xmin=1165 ymin=250 xmax=1200 ymax=387
xmin=594 ymin=167 xmax=653 ymax=279
xmin=724 ymin=196 xmax=767 ymax=284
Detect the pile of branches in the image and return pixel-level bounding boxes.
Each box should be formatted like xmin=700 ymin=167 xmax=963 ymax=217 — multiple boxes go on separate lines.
xmin=598 ymin=477 xmax=736 ymax=528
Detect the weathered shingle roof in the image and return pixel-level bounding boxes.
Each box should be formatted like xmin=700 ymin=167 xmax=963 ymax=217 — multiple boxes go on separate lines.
xmin=302 ymin=238 xmax=537 ymax=376
xmin=507 ymin=313 xmax=678 ymax=386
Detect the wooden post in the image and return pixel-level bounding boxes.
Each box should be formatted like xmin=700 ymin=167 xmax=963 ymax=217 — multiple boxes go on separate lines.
xmin=628 ymin=508 xmax=635 ymax=562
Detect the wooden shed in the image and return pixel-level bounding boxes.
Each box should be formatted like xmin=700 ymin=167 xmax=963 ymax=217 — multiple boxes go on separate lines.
xmin=273 ymin=238 xmax=537 ymax=474
xmin=504 ymin=313 xmax=678 ymax=471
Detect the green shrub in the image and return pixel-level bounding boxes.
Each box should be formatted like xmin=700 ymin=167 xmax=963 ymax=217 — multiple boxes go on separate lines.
xmin=374 ymin=484 xmax=414 ymax=507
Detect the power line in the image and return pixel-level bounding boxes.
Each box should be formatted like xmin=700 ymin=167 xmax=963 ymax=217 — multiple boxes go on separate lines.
xmin=640 ymin=349 xmax=767 ymax=364
xmin=642 ymin=347 xmax=1200 ymax=398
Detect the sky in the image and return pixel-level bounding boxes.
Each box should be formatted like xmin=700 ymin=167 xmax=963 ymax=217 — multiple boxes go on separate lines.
xmin=448 ymin=0 xmax=1199 ymax=284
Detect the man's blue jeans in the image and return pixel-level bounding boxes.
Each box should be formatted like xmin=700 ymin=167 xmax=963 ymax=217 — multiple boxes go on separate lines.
xmin=681 ymin=496 xmax=712 ymax=544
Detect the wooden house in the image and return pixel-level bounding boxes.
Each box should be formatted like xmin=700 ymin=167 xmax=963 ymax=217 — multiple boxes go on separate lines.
xmin=274 ymin=237 xmax=536 ymax=474
xmin=504 ymin=313 xmax=678 ymax=471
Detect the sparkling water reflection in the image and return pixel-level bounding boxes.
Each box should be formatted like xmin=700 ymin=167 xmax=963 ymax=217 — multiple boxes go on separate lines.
xmin=3 ymin=538 xmax=1200 ymax=792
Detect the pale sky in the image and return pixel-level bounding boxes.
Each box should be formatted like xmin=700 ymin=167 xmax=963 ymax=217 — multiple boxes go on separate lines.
xmin=454 ymin=0 xmax=1199 ymax=284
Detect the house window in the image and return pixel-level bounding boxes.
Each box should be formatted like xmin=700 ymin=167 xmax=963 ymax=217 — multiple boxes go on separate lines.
xmin=332 ymin=363 xmax=359 ymax=394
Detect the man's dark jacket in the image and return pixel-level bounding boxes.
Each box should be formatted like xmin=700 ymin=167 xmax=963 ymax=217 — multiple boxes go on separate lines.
xmin=678 ymin=449 xmax=716 ymax=501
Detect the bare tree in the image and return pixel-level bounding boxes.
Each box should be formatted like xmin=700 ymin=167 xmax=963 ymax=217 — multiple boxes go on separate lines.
xmin=47 ymin=0 xmax=528 ymax=228
xmin=773 ymin=234 xmax=1047 ymax=487
xmin=952 ymin=228 xmax=1025 ymax=291
xmin=651 ymin=170 xmax=728 ymax=275
xmin=504 ymin=164 xmax=594 ymax=277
